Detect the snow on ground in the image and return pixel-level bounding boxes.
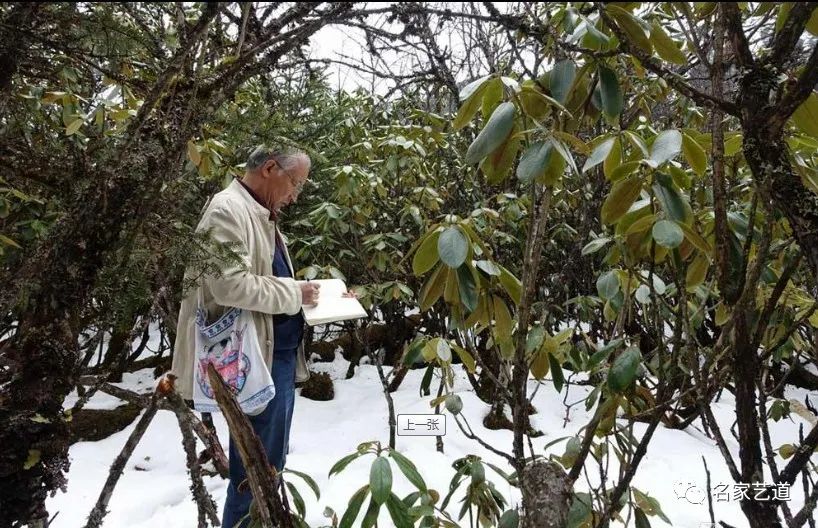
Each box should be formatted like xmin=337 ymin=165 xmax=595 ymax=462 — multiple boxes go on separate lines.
xmin=46 ymin=350 xmax=816 ymax=528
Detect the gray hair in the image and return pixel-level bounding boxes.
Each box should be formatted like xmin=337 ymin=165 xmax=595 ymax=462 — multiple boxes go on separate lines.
xmin=246 ymin=145 xmax=310 ymax=172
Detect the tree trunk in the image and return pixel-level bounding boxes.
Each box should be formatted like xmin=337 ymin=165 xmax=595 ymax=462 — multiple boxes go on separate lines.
xmin=741 ymin=69 xmax=818 ymax=284
xmin=0 ymin=123 xmax=184 ymax=525
xmin=100 ymin=326 xmax=129 ymax=382
xmin=519 ymin=460 xmax=572 ymax=528
xmin=207 ymin=363 xmax=293 ymax=528
xmin=732 ymin=65 xmax=818 ymax=528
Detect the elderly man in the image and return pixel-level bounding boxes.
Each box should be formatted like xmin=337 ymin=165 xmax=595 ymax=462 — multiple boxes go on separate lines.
xmin=172 ymin=145 xmax=319 ymax=528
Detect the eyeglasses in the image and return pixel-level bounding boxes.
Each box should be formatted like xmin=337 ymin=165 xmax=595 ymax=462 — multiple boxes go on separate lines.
xmin=280 ymin=165 xmax=306 ymax=194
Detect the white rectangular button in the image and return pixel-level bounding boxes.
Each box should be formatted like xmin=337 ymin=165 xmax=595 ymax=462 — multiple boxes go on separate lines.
xmin=397 ymin=414 xmax=446 ymax=436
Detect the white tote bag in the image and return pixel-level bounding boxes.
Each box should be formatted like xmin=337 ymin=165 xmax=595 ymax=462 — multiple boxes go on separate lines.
xmin=192 ymin=288 xmax=275 ymax=415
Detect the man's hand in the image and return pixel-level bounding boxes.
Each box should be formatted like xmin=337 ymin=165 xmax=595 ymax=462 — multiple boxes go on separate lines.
xmin=300 ymin=282 xmax=320 ymax=306
xmin=342 ymin=290 xmax=358 ymax=299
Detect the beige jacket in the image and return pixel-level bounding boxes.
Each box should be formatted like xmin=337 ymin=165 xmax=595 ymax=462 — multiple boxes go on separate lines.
xmin=172 ymin=179 xmax=310 ymax=400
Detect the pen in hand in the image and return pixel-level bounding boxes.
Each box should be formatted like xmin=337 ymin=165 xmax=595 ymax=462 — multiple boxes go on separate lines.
xmin=300 ymin=278 xmax=320 ymax=306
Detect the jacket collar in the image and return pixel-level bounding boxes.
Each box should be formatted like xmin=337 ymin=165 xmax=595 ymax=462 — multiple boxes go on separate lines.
xmin=229 ymin=178 xmax=278 ymax=222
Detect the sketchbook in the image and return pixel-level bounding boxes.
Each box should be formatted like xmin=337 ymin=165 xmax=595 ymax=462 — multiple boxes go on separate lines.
xmin=301 ymin=279 xmax=368 ymax=326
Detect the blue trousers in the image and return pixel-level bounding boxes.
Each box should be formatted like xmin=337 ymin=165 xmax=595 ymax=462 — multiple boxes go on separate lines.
xmin=222 ymin=346 xmax=297 ymax=528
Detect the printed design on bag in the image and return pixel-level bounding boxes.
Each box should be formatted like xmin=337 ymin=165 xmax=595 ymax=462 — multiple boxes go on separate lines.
xmin=196 ymin=323 xmax=251 ymax=398
xmin=196 ymin=306 xmax=241 ymax=339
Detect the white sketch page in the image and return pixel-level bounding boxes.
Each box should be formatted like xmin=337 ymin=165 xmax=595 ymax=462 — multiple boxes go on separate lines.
xmin=301 ymin=279 xmax=368 ymax=326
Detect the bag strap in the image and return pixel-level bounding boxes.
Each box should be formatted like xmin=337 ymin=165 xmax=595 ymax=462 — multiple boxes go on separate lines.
xmin=198 ymin=279 xmax=209 ymax=315
xmin=196 ymin=195 xmax=214 ymax=315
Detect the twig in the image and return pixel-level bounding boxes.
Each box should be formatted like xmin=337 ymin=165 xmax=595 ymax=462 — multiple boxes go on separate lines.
xmin=176 ymin=411 xmax=220 ymax=527
xmin=703 ymin=456 xmax=715 ymax=525
xmin=162 ymin=390 xmax=230 ymax=479
xmin=84 ymin=397 xmax=160 ymax=528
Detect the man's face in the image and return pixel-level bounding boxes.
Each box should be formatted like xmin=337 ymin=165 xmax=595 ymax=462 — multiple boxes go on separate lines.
xmin=281 ymin=157 xmax=310 ymax=207
xmin=263 ymin=157 xmax=310 ymax=212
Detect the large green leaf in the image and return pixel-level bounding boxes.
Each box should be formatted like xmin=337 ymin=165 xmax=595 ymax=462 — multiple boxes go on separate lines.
xmin=550 ymin=60 xmax=576 ymax=104
xmin=452 ymin=343 xmax=476 ymax=372
xmin=329 ymin=452 xmax=362 ymax=477
xmin=456 ymin=264 xmax=478 ymax=312
xmin=468 ymin=459 xmax=485 ymax=486
xmin=385 ymin=492 xmax=414 ymax=528
xmin=583 ymin=136 xmax=616 ymax=172
xmin=582 ymin=236 xmax=612 ymax=255
xmin=609 ymin=160 xmax=641 ymax=182
xmin=541 ymin=141 xmax=568 ymax=185
xmin=412 ymin=231 xmax=441 ymax=276
xmin=724 ymin=132 xmax=743 ymax=156
xmin=653 ymin=173 xmax=692 ymax=224
xmin=517 ymin=141 xmax=552 ymax=184
xmin=525 ymin=326 xmax=546 ymax=354
xmin=492 ymin=295 xmax=513 ymax=339
xmin=647 ymin=129 xmax=682 ymax=168
xmin=598 ymin=65 xmax=623 ymax=119
xmin=481 ymin=124 xmax=521 ymax=184
xmin=650 ymin=22 xmax=686 ymax=64
xmin=453 ymin=76 xmax=491 ymax=130
xmin=550 ymin=137 xmax=578 ymax=175
xmin=607 ymin=5 xmax=653 ymax=53
xmin=498 ymin=265 xmax=522 ymax=304
xmin=519 ymin=82 xmax=551 ymax=120
xmin=632 ymin=488 xmax=671 ymax=524
xmin=634 ymin=507 xmax=652 ymax=528
xmin=339 ymin=485 xmax=370 ymax=528
xmin=604 ymin=136 xmax=622 ymax=179
xmin=652 ymin=220 xmax=684 ymax=248
xmin=286 ymin=481 xmax=306 ymax=518
xmin=438 ymin=227 xmax=469 ymax=268
xmin=419 ymin=264 xmax=446 ymax=311
xmin=596 ymin=270 xmax=620 ymax=299
xmin=285 ymin=468 xmax=321 ymax=499
xmin=460 ymin=75 xmax=491 ymax=101
xmin=809 ymin=7 xmax=818 ymax=35
xmin=481 ymin=77 xmax=504 ymax=118
xmin=498 ymin=509 xmax=520 ymax=528
xmin=549 ymin=352 xmax=564 ymax=392
xmin=601 ymin=176 xmax=642 ymax=224
xmin=567 ymin=493 xmax=593 ymax=528
xmin=530 ymin=347 xmax=550 ymax=380
xmin=361 ymin=498 xmax=381 ymax=528
xmin=682 ymin=133 xmax=707 ymax=175
xmin=65 ymin=117 xmax=83 ymax=136
xmin=388 ymin=452 xmax=428 ymax=490
xmin=465 ymin=102 xmax=517 ymax=165
xmin=791 ymin=93 xmax=818 ymax=137
xmin=607 ymin=346 xmax=642 ymax=393
xmin=370 ymin=457 xmax=393 ymax=505
xmin=686 ymin=252 xmax=709 ymax=289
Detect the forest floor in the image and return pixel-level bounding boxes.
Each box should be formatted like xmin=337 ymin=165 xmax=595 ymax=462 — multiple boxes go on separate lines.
xmin=47 ymin=346 xmax=816 ymax=528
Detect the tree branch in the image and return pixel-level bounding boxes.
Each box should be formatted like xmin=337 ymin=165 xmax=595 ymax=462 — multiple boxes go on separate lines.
xmin=722 ymin=3 xmax=755 ymax=68
xmin=595 ymin=3 xmax=740 ymax=116
xmin=768 ymin=3 xmax=818 ymax=68
xmin=778 ymin=420 xmax=818 ymax=485
xmin=772 ymin=42 xmax=818 ymax=132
